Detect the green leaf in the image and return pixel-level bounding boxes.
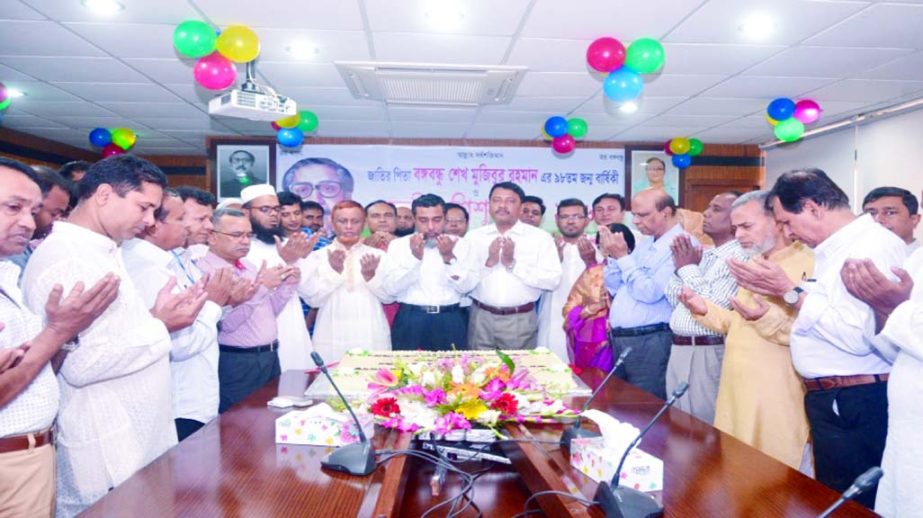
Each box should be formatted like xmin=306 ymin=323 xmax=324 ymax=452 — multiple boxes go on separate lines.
xmin=496 ymin=349 xmax=515 ymax=374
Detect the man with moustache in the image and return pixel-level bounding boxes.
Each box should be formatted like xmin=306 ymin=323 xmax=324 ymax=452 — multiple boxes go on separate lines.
xmin=395 ymin=204 xmax=416 ymax=237
xmin=240 ymin=184 xmax=317 ymax=371
xmin=196 ymin=208 xmax=296 ymax=412
xmin=384 ymin=194 xmax=478 ymax=351
xmin=663 ymin=192 xmax=746 ymax=424
xmin=537 ymin=199 xmax=598 ymax=361
xmin=679 ymin=190 xmax=813 ymax=470
xmin=300 ymin=201 xmax=393 ymax=362
xmin=282 ymin=157 xmax=354 ymax=217
xmin=467 ymin=182 xmax=561 ymax=350
xmin=9 ymin=168 xmax=72 ymax=272
xmin=862 ymin=186 xmax=921 ymax=253
xmin=22 ymin=155 xmax=206 ymax=516
xmin=364 ymin=199 xmax=398 ymax=250
xmin=0 ymin=157 xmax=118 ymax=518
xmin=220 ymin=150 xmax=263 ymax=198
xmin=445 ymin=203 xmax=470 ymax=237
xmin=520 ymin=195 xmax=546 ymax=227
xmin=591 ymin=193 xmax=626 ymax=228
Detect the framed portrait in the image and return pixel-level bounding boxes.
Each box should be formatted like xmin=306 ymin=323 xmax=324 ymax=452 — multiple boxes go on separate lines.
xmin=625 ymin=145 xmax=685 ymax=207
xmin=208 ymin=138 xmax=276 ymax=200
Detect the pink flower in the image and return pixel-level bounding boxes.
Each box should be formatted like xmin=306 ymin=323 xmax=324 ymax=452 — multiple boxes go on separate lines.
xmin=479 ymin=378 xmax=506 ymax=402
xmin=382 ymin=416 xmax=420 ymax=433
xmin=424 ymin=388 xmax=447 ymax=406
xmin=434 ymin=412 xmax=472 ymax=435
xmin=368 ymin=368 xmax=400 ymax=395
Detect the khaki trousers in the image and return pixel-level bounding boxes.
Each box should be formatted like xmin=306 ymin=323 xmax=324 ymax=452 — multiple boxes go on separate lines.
xmin=467 ymin=305 xmax=538 ymax=350
xmin=0 ymin=441 xmax=55 ymax=518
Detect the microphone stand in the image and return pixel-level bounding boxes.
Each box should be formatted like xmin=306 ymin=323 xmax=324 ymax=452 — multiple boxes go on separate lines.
xmin=561 ymin=347 xmax=632 ymax=450
xmin=311 ymin=352 xmax=377 ymax=476
xmin=817 ymin=467 xmax=883 ymax=518
xmin=593 ymin=382 xmax=689 ymax=518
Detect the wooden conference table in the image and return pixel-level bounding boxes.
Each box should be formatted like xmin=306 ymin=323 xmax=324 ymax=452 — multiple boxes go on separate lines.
xmin=81 ymin=369 xmax=873 ymax=517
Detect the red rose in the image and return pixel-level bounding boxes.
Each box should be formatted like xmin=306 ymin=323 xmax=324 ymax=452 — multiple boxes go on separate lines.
xmin=490 ymin=393 xmax=518 ymax=416
xmin=371 ymin=397 xmax=401 ymax=417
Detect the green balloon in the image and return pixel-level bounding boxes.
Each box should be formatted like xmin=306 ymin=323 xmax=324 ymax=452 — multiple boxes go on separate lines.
xmin=174 ymin=20 xmax=217 ymax=59
xmin=624 ymin=38 xmax=665 ymax=74
xmin=774 ymin=118 xmax=805 ymax=143
xmin=0 ymin=97 xmax=10 ymax=111
xmin=297 ymin=110 xmax=319 ymax=133
xmin=567 ymin=118 xmax=588 ymax=139
xmin=688 ymin=138 xmax=703 ymax=157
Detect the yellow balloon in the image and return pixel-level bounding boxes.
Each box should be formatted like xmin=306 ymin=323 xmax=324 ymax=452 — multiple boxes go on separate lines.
xmin=541 ymin=127 xmax=553 ymax=141
xmin=765 ymin=114 xmax=779 ymax=126
xmin=276 ymin=114 xmax=299 ymax=129
xmin=216 ymin=25 xmax=260 ymax=63
xmin=669 ymin=137 xmax=690 ymax=155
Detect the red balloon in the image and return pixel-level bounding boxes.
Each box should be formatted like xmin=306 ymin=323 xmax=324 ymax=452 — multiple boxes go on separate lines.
xmin=586 ymin=37 xmax=626 ymax=73
xmin=664 ymin=140 xmax=674 ymax=156
xmin=102 ymin=144 xmax=126 ymax=158
xmin=270 ymin=121 xmax=281 ymax=131
xmin=552 ymin=134 xmax=576 ymax=154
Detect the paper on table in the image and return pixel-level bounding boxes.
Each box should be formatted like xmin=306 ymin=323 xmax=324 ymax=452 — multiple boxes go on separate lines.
xmin=581 ymin=409 xmax=640 ymax=454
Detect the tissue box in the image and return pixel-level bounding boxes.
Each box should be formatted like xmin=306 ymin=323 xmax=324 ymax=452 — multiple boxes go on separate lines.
xmin=570 ymin=436 xmax=663 ymax=492
xmin=275 ymin=403 xmax=375 ymax=447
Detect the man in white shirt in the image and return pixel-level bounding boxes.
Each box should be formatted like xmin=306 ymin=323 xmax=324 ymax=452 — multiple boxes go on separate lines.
xmin=384 ymin=194 xmax=478 ymax=351
xmin=520 ymin=195 xmax=545 ymax=227
xmin=240 ymin=184 xmax=316 ymax=371
xmin=862 ymin=186 xmax=921 ymax=254
xmin=175 ymin=186 xmax=216 ymax=263
xmin=122 ymin=189 xmax=233 ymax=441
xmin=467 ymin=182 xmax=562 ymax=350
xmin=0 ymin=158 xmax=118 ymax=518
xmin=22 ymin=155 xmax=206 ymax=517
xmin=729 ymin=168 xmax=905 ymax=509
xmin=537 ymin=199 xmax=597 ymax=360
xmin=300 ymin=201 xmax=392 ymax=362
xmin=364 ymin=199 xmax=398 ymax=250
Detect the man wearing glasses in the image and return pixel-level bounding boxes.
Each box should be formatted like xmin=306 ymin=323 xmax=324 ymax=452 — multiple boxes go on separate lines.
xmin=863 ymin=186 xmax=921 ymax=254
xmin=220 ymin=150 xmax=265 ymax=199
xmin=281 ymin=157 xmax=354 ymax=219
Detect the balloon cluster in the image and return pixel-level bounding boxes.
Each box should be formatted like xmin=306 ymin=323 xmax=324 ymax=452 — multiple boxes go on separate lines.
xmin=663 ymin=137 xmax=703 ymax=169
xmin=766 ymin=97 xmax=822 ymax=143
xmin=541 ymin=116 xmax=587 ymax=154
xmin=0 ymin=82 xmax=11 ymax=122
xmin=173 ymin=21 xmax=261 ymax=90
xmin=587 ymin=37 xmax=665 ymax=103
xmin=88 ymin=127 xmax=138 ymax=157
xmin=272 ymin=110 xmax=319 ymax=150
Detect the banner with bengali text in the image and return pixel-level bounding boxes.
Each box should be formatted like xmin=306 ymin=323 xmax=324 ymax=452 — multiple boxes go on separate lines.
xmin=276 ymin=145 xmax=625 ymax=228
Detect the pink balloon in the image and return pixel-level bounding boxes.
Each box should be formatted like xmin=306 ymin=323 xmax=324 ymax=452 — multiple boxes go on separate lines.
xmin=101 ymin=144 xmax=125 ymax=158
xmin=586 ymin=37 xmax=626 ymax=73
xmin=664 ymin=140 xmax=674 ymax=156
xmin=552 ymin=134 xmax=576 ymax=154
xmin=270 ymin=121 xmax=281 ymax=131
xmin=194 ymin=52 xmax=237 ymax=90
xmin=794 ymin=99 xmax=822 ymax=124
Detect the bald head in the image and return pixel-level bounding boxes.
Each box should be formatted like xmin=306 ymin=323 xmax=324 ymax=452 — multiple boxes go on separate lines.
xmin=703 ymin=192 xmax=740 ymax=245
xmin=632 ymin=188 xmax=677 ymax=238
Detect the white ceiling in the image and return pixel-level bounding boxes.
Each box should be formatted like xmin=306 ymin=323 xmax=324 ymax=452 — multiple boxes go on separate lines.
xmin=2 ymin=0 xmax=923 ymax=155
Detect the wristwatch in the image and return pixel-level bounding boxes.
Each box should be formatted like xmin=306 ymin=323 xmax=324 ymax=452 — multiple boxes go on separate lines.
xmin=444 ymin=256 xmax=458 ymax=266
xmin=783 ymin=286 xmax=805 ymax=306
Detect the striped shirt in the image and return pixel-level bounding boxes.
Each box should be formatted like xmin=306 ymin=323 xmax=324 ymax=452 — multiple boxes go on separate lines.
xmin=665 ymin=240 xmax=748 ymax=337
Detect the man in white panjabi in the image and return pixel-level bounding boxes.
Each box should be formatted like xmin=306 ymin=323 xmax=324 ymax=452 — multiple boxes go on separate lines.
xmin=300 ymin=200 xmax=393 ymax=363
xmin=537 ymin=198 xmax=598 ymax=361
xmin=21 ymin=155 xmax=206 ymax=517
xmin=240 ymin=184 xmax=318 ymax=371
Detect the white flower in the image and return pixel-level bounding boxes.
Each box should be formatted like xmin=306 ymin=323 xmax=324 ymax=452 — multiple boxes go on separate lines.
xmin=476 ymin=410 xmax=501 ymax=427
xmin=451 ymin=365 xmax=465 ymax=384
xmin=422 ymin=371 xmax=437 ymax=387
xmin=470 ymin=365 xmax=489 ymax=385
xmin=408 ymin=362 xmax=423 ymax=377
xmin=401 ymin=400 xmax=438 ymax=431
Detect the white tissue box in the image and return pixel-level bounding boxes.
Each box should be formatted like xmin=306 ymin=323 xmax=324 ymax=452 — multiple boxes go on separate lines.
xmin=275 ymin=403 xmax=375 ymax=447
xmin=570 ymin=436 xmax=663 ymax=492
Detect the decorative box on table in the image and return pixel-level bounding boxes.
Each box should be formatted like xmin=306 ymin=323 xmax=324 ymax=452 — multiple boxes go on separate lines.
xmin=275 ymin=402 xmax=375 ymax=446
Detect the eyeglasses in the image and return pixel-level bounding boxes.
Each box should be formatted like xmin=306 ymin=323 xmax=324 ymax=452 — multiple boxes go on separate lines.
xmin=251 ymin=205 xmax=281 ymax=215
xmin=289 ymin=181 xmax=342 ymax=199
xmin=558 ymin=214 xmax=587 ymax=221
xmin=214 ymin=230 xmax=254 ymax=240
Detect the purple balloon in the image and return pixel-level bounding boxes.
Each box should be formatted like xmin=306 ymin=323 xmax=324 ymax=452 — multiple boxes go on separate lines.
xmin=793 ymin=99 xmax=821 ymax=124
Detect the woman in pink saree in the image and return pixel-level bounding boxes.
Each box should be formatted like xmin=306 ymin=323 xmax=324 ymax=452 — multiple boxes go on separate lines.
xmin=562 ymin=224 xmax=635 ymax=372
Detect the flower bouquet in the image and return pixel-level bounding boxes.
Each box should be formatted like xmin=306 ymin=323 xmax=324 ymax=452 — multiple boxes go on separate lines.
xmin=363 ymin=350 xmax=578 ymax=436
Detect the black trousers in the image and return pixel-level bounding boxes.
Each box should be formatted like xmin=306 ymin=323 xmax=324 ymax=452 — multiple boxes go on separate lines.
xmin=175 ymin=418 xmax=205 ymax=441
xmin=804 ymin=381 xmax=888 ymax=509
xmin=218 ymin=347 xmax=280 ymax=413
xmin=609 ymin=328 xmax=673 ymax=400
xmin=391 ymin=304 xmax=468 ymax=351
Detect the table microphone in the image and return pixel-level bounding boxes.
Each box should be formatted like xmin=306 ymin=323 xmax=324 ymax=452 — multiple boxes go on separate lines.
xmin=311 ymin=351 xmax=377 ymax=476
xmin=594 ymin=381 xmax=689 ymax=518
xmin=816 ymin=467 xmax=883 ymax=518
xmin=560 ymin=347 xmax=633 ymax=450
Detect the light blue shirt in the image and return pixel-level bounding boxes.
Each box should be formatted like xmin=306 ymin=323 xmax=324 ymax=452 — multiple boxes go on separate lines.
xmin=606 ymin=223 xmax=693 ymax=329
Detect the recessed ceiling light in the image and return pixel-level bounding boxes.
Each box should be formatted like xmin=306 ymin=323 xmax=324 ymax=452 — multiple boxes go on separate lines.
xmin=739 ymin=13 xmax=775 ymax=40
xmin=6 ymin=88 xmax=26 ymax=98
xmin=286 ymin=41 xmax=320 ymax=60
xmin=81 ymin=0 xmax=124 ymax=16
xmin=619 ymin=101 xmax=639 ymax=114
xmin=423 ymin=0 xmax=466 ymax=31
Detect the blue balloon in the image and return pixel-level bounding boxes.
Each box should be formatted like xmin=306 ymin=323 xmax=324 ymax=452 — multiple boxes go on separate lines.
xmin=672 ymin=153 xmax=692 ymax=169
xmin=544 ymin=116 xmax=568 ymax=138
xmin=767 ymin=98 xmax=796 ymax=121
xmin=89 ymin=127 xmax=112 ymax=147
xmin=603 ymin=67 xmax=643 ymax=102
xmin=277 ymin=127 xmax=304 ymax=148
